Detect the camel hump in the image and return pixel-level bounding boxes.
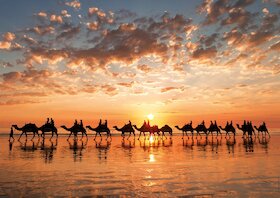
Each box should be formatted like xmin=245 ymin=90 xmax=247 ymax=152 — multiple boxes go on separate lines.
xmin=26 ymin=123 xmax=37 ymax=128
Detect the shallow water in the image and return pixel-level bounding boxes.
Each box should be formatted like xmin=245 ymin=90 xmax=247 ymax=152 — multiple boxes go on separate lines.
xmin=0 ymin=134 xmax=279 ymax=197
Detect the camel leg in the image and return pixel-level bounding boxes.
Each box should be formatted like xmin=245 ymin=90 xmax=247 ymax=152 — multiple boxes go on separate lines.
xmin=18 ymin=132 xmax=24 ymax=141
xmin=67 ymin=132 xmax=72 ymax=140
xmin=267 ymin=130 xmax=270 ymax=137
xmin=138 ymin=132 xmax=142 ymax=140
xmin=50 ymin=132 xmax=53 ymax=140
xmin=182 ymin=132 xmax=184 ymax=139
xmin=127 ymin=133 xmax=131 ymax=140
xmin=31 ymin=132 xmax=35 ymax=140
xmin=94 ymin=132 xmax=97 ymax=140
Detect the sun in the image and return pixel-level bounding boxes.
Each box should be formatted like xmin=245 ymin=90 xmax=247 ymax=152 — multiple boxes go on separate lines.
xmin=147 ymin=113 xmax=154 ymax=120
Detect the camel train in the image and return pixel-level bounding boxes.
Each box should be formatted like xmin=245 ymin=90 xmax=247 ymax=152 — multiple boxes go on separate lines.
xmin=11 ymin=118 xmax=270 ymax=140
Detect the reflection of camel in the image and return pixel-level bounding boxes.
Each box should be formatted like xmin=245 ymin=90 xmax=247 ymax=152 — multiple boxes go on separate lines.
xmin=94 ymin=139 xmax=111 ymax=160
xmin=121 ymin=138 xmax=135 ymax=149
xmin=113 ymin=121 xmax=135 ymax=139
xmin=254 ymin=125 xmax=270 ymax=137
xmin=86 ymin=124 xmax=111 ymax=140
xmin=39 ymin=123 xmax=58 ymax=139
xmin=225 ymin=136 xmax=236 ymax=154
xmin=243 ymin=136 xmax=254 ymax=152
xmin=175 ymin=124 xmax=194 ymax=138
xmin=182 ymin=136 xmax=194 ymax=150
xmin=12 ymin=124 xmax=39 ymax=140
xmin=61 ymin=125 xmax=87 ymax=140
xmin=159 ymin=125 xmax=173 ymax=138
xmin=219 ymin=124 xmax=236 ymax=137
xmin=19 ymin=139 xmax=40 ymax=151
xmin=68 ymin=139 xmax=87 ymax=162
xmin=40 ymin=138 xmax=57 ymax=163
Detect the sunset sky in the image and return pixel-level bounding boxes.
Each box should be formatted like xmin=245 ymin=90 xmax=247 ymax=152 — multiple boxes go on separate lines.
xmin=0 ymin=0 xmax=279 ymax=132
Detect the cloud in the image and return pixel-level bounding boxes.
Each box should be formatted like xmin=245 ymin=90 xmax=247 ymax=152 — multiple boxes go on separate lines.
xmin=36 ymin=11 xmax=47 ymax=18
xmin=0 ymin=41 xmax=11 ymax=49
xmin=117 ymin=81 xmax=134 ymax=87
xmin=3 ymin=32 xmax=16 ymax=42
xmin=221 ymin=7 xmax=256 ymax=29
xmin=65 ymin=0 xmax=81 ymax=9
xmin=197 ymin=0 xmax=230 ymax=25
xmin=56 ymin=26 xmax=80 ymax=40
xmin=68 ymin=25 xmax=168 ymax=69
xmin=50 ymin=14 xmax=63 ymax=23
xmin=137 ymin=64 xmax=152 ymax=73
xmin=0 ymin=32 xmax=16 ymax=50
xmin=192 ymin=46 xmax=217 ymax=60
xmin=27 ymin=26 xmax=55 ymax=35
xmin=269 ymin=41 xmax=280 ymax=51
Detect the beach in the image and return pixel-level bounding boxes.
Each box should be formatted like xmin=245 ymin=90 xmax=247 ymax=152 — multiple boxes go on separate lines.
xmin=0 ymin=134 xmax=279 ymax=197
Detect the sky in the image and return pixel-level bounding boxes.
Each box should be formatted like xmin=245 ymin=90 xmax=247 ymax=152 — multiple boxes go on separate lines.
xmin=0 ymin=0 xmax=279 ymax=132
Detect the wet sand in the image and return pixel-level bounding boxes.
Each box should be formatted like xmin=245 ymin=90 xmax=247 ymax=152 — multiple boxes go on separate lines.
xmin=0 ymin=134 xmax=279 ymax=197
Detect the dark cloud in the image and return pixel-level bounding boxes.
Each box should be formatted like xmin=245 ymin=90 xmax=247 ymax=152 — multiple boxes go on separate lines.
xmin=56 ymin=26 xmax=80 ymax=40
xmin=192 ymin=46 xmax=217 ymax=60
xmin=137 ymin=64 xmax=152 ymax=73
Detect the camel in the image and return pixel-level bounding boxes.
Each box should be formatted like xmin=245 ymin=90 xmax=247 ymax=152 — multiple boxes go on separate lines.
xmin=86 ymin=124 xmax=111 ymax=140
xmin=175 ymin=124 xmax=194 ymax=138
xmin=207 ymin=121 xmax=222 ymax=136
xmin=194 ymin=124 xmax=208 ymax=136
xmin=236 ymin=124 xmax=247 ymax=136
xmin=12 ymin=123 xmax=40 ymax=140
xmin=159 ymin=125 xmax=173 ymax=138
xmin=133 ymin=121 xmax=151 ymax=140
xmin=237 ymin=122 xmax=255 ymax=137
xmin=219 ymin=124 xmax=236 ymax=137
xmin=254 ymin=124 xmax=270 ymax=137
xmin=38 ymin=123 xmax=58 ymax=139
xmin=61 ymin=124 xmax=87 ymax=140
xmin=113 ymin=121 xmax=135 ymax=139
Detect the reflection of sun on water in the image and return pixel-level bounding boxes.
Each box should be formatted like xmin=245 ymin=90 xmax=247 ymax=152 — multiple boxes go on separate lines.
xmin=149 ymin=136 xmax=154 ymax=143
xmin=149 ymin=154 xmax=155 ymax=162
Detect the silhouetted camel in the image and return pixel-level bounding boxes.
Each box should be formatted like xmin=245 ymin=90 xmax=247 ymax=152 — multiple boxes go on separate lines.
xmin=219 ymin=124 xmax=236 ymax=137
xmin=254 ymin=124 xmax=270 ymax=137
xmin=237 ymin=121 xmax=255 ymax=138
xmin=61 ymin=124 xmax=87 ymax=140
xmin=236 ymin=123 xmax=247 ymax=136
xmin=207 ymin=121 xmax=222 ymax=136
xmin=12 ymin=124 xmax=40 ymax=140
xmin=133 ymin=121 xmax=150 ymax=140
xmin=86 ymin=124 xmax=111 ymax=140
xmin=159 ymin=125 xmax=173 ymax=138
xmin=113 ymin=121 xmax=135 ymax=139
xmin=194 ymin=123 xmax=208 ymax=136
xmin=175 ymin=124 xmax=194 ymax=138
xmin=39 ymin=123 xmax=58 ymax=139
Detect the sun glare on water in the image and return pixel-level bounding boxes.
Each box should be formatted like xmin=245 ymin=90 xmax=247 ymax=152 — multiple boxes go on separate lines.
xmin=147 ymin=114 xmax=154 ymax=120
